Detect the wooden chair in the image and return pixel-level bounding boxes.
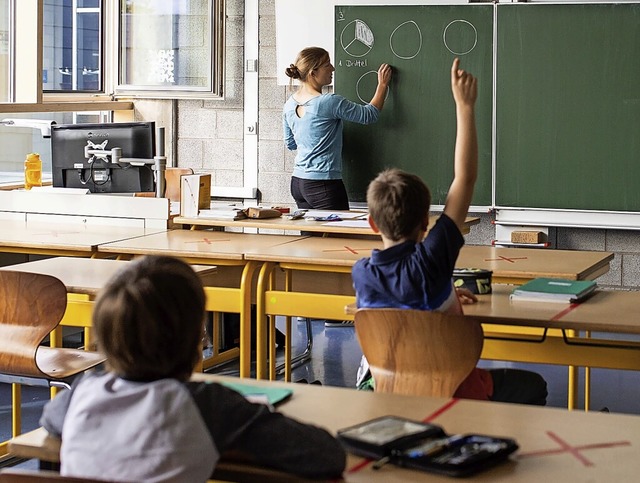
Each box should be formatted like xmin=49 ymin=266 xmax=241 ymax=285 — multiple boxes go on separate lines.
xmin=0 ymin=469 xmax=106 ymax=483
xmin=0 ymin=467 xmax=317 ymax=483
xmin=353 ymin=308 xmax=484 ymax=397
xmin=0 ymin=271 xmax=105 ymax=436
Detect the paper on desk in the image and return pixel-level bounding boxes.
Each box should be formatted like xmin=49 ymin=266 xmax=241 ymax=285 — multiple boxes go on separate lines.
xmin=322 ymin=220 xmax=370 ymax=228
xmin=305 ymin=210 xmax=367 ymax=220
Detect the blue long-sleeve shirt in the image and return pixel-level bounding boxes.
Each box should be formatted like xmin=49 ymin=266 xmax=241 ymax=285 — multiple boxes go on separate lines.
xmin=283 ymin=93 xmax=380 ymax=180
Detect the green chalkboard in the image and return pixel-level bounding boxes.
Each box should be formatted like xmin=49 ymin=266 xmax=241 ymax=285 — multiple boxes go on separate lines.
xmin=335 ymin=5 xmax=493 ymax=206
xmin=496 ymin=3 xmax=640 ymax=212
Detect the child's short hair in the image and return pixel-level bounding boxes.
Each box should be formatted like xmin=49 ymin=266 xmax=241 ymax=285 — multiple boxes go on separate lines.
xmin=93 ymin=255 xmax=205 ymax=381
xmin=367 ymin=168 xmax=431 ymax=241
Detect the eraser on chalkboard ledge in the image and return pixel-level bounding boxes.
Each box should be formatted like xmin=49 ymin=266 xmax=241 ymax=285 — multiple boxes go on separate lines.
xmin=511 ymin=231 xmax=546 ymax=244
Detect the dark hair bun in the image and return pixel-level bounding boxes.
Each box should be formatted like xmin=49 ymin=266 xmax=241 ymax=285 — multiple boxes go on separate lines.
xmin=285 ymin=64 xmax=301 ymax=79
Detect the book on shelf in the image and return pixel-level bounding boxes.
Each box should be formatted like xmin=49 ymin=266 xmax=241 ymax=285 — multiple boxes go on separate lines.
xmin=510 ymin=278 xmax=597 ymax=303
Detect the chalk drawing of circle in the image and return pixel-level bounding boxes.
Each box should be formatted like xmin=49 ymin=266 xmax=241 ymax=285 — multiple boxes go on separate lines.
xmin=340 ymin=19 xmax=374 ymax=58
xmin=390 ymin=21 xmax=422 ymax=60
xmin=443 ymin=20 xmax=477 ymax=56
xmin=355 ymin=70 xmax=389 ymax=104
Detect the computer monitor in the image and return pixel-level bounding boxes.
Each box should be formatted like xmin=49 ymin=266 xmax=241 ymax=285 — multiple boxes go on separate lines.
xmin=51 ymin=122 xmax=156 ymax=193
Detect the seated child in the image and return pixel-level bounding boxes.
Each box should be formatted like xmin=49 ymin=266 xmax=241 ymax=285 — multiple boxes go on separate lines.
xmin=352 ymin=59 xmax=547 ymax=405
xmin=41 ymin=255 xmax=346 ymax=482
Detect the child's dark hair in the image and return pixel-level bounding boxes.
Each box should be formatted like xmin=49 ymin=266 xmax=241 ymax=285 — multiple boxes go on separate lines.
xmin=93 ymin=255 xmax=205 ymax=382
xmin=367 ymin=168 xmax=432 ymax=242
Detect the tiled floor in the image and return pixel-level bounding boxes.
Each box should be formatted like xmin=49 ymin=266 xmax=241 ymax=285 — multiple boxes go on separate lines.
xmin=2 ymin=317 xmax=640 ymax=467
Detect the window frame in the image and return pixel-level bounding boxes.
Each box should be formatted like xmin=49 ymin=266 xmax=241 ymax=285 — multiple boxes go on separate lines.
xmin=3 ymin=0 xmax=129 ymax=112
xmin=2 ymin=0 xmax=224 ymax=113
xmin=114 ymin=0 xmax=225 ymax=100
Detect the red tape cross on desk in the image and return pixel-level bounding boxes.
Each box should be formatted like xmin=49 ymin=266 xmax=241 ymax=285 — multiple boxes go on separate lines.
xmin=484 ymin=255 xmax=528 ymax=263
xmin=346 ymin=399 xmax=461 ymax=473
xmin=322 ymin=246 xmax=377 ymax=255
xmin=184 ymin=237 xmax=231 ymax=245
xmin=518 ymin=431 xmax=630 ymax=467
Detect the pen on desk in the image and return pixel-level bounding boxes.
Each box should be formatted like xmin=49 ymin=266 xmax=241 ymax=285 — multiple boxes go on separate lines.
xmin=372 ymin=455 xmax=390 ymax=470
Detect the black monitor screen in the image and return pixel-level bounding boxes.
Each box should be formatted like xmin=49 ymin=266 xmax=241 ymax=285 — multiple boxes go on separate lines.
xmin=51 ymin=122 xmax=156 ymax=193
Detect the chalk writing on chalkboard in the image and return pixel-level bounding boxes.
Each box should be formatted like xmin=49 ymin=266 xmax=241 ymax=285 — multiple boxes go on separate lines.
xmin=336 ymin=5 xmax=493 ymax=206
xmin=390 ymin=21 xmax=422 ymax=60
xmin=443 ymin=20 xmax=478 ymax=55
xmin=340 ymin=19 xmax=375 ymax=58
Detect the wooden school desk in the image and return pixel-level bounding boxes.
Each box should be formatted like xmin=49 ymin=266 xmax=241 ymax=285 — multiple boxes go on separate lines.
xmin=0 ymin=219 xmax=166 ymax=258
xmin=455 ymin=245 xmax=614 ymax=284
xmin=9 ymin=374 xmax=640 ymax=482
xmin=464 ymin=284 xmax=640 ymax=411
xmin=96 ymin=229 xmax=308 ymax=377
xmin=175 ymin=211 xmax=480 ymax=236
xmin=0 ymin=257 xmax=217 ymax=353
xmin=246 ymin=237 xmax=613 ymax=381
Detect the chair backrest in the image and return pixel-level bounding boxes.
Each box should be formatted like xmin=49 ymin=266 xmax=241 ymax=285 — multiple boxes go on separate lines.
xmin=164 ymin=167 xmax=194 ymax=202
xmin=0 ymin=270 xmax=67 ymax=378
xmin=354 ymin=308 xmax=484 ymax=398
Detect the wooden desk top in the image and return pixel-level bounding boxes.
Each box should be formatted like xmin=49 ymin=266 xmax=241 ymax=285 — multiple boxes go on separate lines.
xmin=97 ymin=229 xmax=308 ymax=262
xmin=245 ymin=235 xmax=381 ymax=267
xmin=0 ymin=220 xmax=166 ymax=255
xmin=0 ymin=257 xmax=217 ymax=296
xmin=10 ymin=374 xmax=640 ymax=482
xmin=174 ymin=213 xmax=480 ymax=236
xmin=456 ymin=245 xmax=613 ymax=282
xmin=244 ymin=239 xmax=613 ymax=282
xmin=465 ymin=284 xmax=640 ymax=335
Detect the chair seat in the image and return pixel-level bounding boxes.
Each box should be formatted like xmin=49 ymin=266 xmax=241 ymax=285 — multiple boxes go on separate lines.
xmin=36 ymin=347 xmax=105 ymax=380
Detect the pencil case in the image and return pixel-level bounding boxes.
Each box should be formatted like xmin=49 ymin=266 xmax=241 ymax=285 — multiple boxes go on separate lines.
xmin=337 ymin=416 xmax=445 ymax=460
xmin=452 ymin=268 xmax=492 ymax=294
xmin=338 ymin=416 xmax=518 ymax=477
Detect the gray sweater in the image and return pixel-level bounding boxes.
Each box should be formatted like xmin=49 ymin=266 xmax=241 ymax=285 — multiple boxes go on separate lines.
xmin=41 ymin=371 xmax=346 ymax=482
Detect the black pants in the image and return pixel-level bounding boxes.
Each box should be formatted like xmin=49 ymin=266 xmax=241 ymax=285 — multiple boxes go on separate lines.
xmin=489 ymin=368 xmax=548 ymax=406
xmin=291 ymin=177 xmax=349 ymax=210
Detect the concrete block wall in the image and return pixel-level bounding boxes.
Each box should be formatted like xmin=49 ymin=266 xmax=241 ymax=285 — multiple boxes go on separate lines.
xmin=141 ymin=1 xmax=639 ymax=291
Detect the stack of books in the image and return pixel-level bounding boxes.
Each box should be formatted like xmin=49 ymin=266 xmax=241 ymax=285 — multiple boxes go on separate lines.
xmin=510 ymin=278 xmax=597 ymax=303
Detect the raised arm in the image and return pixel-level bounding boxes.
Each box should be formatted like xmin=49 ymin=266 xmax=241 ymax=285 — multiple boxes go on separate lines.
xmin=369 ymin=63 xmax=392 ymax=111
xmin=443 ymin=58 xmax=478 ymax=231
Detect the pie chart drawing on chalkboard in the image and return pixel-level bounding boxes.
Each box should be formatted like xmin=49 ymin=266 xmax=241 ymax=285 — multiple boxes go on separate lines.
xmin=443 ymin=19 xmax=478 ymax=56
xmin=340 ymin=19 xmax=374 ymax=57
xmin=390 ymin=20 xmax=422 ymax=60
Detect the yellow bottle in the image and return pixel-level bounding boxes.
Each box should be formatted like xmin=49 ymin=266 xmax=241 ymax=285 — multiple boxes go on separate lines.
xmin=24 ymin=152 xmax=42 ymax=190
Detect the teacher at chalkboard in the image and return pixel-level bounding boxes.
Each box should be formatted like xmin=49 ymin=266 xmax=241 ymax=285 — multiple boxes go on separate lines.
xmin=283 ymin=47 xmax=392 ymax=210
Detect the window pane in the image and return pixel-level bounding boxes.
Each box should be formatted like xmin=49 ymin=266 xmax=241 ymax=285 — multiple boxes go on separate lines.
xmin=0 ymin=0 xmax=9 ymax=102
xmin=43 ymin=0 xmax=102 ymax=92
xmin=120 ymin=0 xmax=211 ymax=89
xmin=0 ymin=111 xmax=108 ymax=185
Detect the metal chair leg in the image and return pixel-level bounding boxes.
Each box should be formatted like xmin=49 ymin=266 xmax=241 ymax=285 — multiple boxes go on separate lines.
xmin=276 ymin=317 xmax=313 ymax=375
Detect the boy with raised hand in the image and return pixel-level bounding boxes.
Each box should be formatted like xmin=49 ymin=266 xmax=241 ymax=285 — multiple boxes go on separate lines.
xmin=352 ymin=59 xmax=547 ymax=405
xmin=41 ymin=255 xmax=346 ymax=482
